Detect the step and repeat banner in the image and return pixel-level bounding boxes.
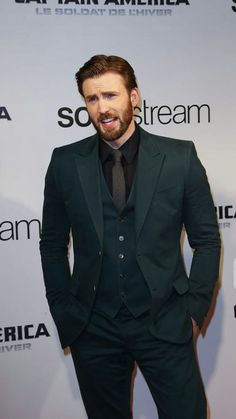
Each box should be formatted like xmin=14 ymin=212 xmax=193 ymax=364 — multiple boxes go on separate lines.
xmin=1 ymin=1 xmax=235 ymax=418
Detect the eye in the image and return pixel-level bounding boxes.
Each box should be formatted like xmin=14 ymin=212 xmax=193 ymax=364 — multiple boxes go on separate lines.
xmin=87 ymin=95 xmax=97 ymax=103
xmin=104 ymin=93 xmax=116 ymax=100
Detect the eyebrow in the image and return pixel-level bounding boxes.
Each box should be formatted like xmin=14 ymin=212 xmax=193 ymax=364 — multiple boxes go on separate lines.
xmin=85 ymin=91 xmax=119 ymax=100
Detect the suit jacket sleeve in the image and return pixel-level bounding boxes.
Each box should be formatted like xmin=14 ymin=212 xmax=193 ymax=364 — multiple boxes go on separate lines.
xmin=183 ymin=142 xmax=221 ymax=328
xmin=39 ymin=149 xmax=72 ymax=319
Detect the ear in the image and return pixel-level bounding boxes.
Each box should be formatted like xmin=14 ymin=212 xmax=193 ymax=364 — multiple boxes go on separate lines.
xmin=130 ymin=88 xmax=140 ymax=108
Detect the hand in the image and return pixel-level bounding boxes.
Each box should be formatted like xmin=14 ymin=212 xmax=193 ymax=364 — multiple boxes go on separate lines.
xmin=191 ymin=317 xmax=200 ymax=340
xmin=191 ymin=317 xmax=198 ymax=328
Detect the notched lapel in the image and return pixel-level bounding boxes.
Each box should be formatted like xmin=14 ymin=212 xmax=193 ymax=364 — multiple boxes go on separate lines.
xmin=74 ymin=136 xmax=103 ymax=246
xmin=135 ymin=131 xmax=165 ymax=240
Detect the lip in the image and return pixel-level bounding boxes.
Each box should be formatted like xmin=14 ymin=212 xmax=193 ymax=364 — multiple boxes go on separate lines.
xmin=99 ymin=117 xmax=118 ymax=128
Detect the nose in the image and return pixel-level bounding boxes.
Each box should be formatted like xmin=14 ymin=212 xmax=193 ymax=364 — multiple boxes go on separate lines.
xmin=97 ymin=98 xmax=110 ymax=115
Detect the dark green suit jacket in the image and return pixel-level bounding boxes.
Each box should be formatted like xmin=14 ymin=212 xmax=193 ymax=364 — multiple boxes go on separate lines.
xmin=40 ymin=127 xmax=221 ymax=349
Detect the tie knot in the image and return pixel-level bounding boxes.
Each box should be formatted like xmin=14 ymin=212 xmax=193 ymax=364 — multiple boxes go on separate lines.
xmin=112 ymin=148 xmax=123 ymax=164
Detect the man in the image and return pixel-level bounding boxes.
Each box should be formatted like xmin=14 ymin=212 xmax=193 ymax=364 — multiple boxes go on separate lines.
xmin=40 ymin=55 xmax=221 ymax=419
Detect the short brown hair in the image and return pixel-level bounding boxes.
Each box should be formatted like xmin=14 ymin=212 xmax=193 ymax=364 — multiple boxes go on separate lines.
xmin=75 ymin=55 xmax=138 ymax=96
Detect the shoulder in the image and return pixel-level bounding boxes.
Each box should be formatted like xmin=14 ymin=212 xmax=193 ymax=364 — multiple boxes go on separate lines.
xmin=52 ymin=133 xmax=97 ymax=159
xmin=139 ymin=126 xmax=194 ymax=150
xmin=139 ymin=126 xmax=196 ymax=162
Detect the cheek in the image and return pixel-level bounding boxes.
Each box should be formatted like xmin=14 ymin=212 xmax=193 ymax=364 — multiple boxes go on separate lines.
xmin=86 ymin=106 xmax=96 ymax=121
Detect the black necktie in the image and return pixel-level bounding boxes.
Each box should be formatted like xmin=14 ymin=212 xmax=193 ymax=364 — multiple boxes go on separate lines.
xmin=112 ymin=149 xmax=126 ymax=213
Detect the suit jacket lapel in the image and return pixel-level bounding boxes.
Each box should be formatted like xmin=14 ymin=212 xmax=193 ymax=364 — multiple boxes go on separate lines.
xmin=135 ymin=128 xmax=165 ymax=240
xmin=74 ymin=134 xmax=103 ymax=246
xmin=73 ymin=128 xmax=165 ymax=245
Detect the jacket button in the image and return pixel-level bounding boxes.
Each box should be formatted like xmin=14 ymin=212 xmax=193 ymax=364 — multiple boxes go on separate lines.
xmin=118 ymin=235 xmax=124 ymax=242
xmin=118 ymin=253 xmax=124 ymax=260
xmin=98 ymin=250 xmax=102 ymax=256
xmin=93 ymin=285 xmax=96 ymax=292
xmin=118 ymin=217 xmax=125 ymax=223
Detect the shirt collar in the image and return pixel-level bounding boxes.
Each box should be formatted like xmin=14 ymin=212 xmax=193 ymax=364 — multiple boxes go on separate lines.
xmin=99 ymin=123 xmax=140 ymax=164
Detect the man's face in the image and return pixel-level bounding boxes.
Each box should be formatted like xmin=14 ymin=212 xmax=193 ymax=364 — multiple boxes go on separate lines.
xmin=82 ymin=72 xmax=139 ymax=144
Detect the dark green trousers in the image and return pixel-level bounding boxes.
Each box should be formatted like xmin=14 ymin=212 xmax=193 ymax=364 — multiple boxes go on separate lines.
xmin=70 ymin=306 xmax=206 ymax=419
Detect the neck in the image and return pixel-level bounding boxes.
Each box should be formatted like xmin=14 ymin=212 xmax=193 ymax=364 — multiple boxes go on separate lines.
xmin=103 ymin=120 xmax=136 ymax=149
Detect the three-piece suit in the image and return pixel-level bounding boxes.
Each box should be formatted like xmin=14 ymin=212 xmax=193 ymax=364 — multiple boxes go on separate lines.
xmin=40 ymin=126 xmax=221 ymax=419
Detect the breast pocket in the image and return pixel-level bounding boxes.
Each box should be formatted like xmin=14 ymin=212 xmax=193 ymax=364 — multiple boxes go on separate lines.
xmin=152 ymin=182 xmax=182 ymax=215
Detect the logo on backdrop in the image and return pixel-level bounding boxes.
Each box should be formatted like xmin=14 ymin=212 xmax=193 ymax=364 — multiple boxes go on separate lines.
xmin=15 ymin=0 xmax=191 ymax=18
xmin=232 ymin=0 xmax=236 ymax=12
xmin=0 ymin=218 xmax=41 ymax=241
xmin=58 ymin=101 xmax=211 ymax=128
xmin=15 ymin=0 xmax=190 ymax=2
xmin=0 ymin=323 xmax=50 ymax=354
xmin=0 ymin=107 xmax=11 ymax=121
xmin=215 ymin=205 xmax=236 ymax=229
xmin=233 ymin=259 xmax=236 ymax=319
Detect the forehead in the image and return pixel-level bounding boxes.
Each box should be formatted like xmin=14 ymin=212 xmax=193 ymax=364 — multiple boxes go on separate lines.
xmin=83 ymin=72 xmax=127 ymax=96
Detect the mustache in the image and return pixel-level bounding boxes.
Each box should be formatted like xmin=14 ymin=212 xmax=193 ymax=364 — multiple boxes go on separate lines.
xmin=97 ymin=112 xmax=118 ymax=122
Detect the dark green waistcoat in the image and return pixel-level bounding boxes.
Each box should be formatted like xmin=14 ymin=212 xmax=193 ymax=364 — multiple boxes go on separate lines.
xmin=93 ymin=167 xmax=151 ymax=318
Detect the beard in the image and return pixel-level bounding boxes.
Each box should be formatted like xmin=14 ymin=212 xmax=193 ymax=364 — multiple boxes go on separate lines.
xmin=90 ymin=99 xmax=133 ymax=142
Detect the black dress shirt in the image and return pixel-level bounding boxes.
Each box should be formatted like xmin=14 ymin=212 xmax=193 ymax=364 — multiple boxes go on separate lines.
xmin=99 ymin=124 xmax=140 ymax=201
